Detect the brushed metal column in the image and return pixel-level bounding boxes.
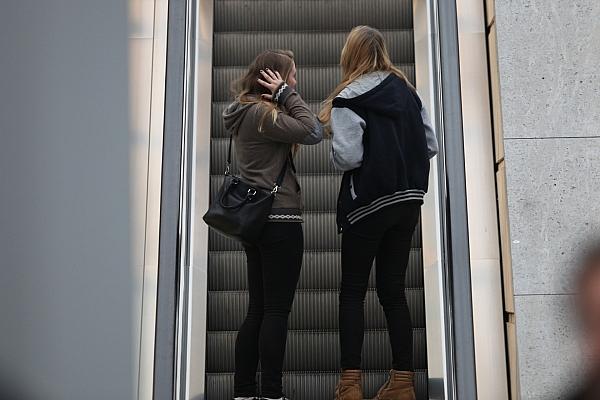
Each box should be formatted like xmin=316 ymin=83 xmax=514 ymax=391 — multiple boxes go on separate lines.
xmin=153 ymin=0 xmax=189 ymax=399
xmin=436 ymin=0 xmax=478 ymax=398
xmin=414 ymin=1 xmax=453 ymax=398
xmin=133 ymin=0 xmax=170 ymax=399
xmin=456 ymin=0 xmax=509 ymax=397
xmin=183 ymin=0 xmax=214 ymax=398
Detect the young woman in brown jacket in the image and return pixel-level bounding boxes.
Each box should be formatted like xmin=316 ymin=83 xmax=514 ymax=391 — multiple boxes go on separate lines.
xmin=222 ymin=49 xmax=323 ymax=400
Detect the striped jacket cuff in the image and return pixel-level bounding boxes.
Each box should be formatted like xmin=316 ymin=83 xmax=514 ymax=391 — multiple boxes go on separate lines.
xmin=273 ymin=82 xmax=292 ymax=105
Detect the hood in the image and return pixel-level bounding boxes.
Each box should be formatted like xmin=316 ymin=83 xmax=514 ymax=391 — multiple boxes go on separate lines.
xmin=338 ymin=71 xmax=416 ymax=117
xmin=222 ymin=101 xmax=253 ymax=134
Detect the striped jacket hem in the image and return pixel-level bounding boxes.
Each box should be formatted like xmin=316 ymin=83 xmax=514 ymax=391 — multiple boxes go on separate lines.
xmin=347 ymin=189 xmax=425 ymax=225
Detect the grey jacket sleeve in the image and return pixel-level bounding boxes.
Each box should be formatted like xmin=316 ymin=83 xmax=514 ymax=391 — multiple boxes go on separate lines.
xmin=330 ymin=107 xmax=366 ymax=171
xmin=420 ymin=103 xmax=439 ymax=159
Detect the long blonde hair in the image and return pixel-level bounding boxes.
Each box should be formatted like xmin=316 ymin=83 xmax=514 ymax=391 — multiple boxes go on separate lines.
xmin=319 ymin=26 xmax=412 ymax=126
xmin=232 ymin=49 xmax=295 ymax=132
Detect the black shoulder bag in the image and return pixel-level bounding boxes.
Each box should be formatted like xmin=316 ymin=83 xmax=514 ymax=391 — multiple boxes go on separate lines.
xmin=202 ymin=133 xmax=289 ymax=243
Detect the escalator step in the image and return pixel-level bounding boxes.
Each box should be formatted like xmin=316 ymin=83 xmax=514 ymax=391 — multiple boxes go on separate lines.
xmin=297 ymin=174 xmax=342 ymax=212
xmin=206 ymin=328 xmax=427 ymax=372
xmin=205 ymin=370 xmax=427 ymax=400
xmin=208 ymin=213 xmax=422 ymax=251
xmin=209 ymin=139 xmax=337 ymax=175
xmin=214 ymin=0 xmax=413 ymax=33
xmin=212 ymin=101 xmax=323 ymax=138
xmin=214 ymin=30 xmax=414 ymax=67
xmin=208 ymin=249 xmax=424 ymax=291
xmin=209 ymin=138 xmax=338 ymax=176
xmin=213 ymin=65 xmax=415 ymax=102
xmin=207 ymin=288 xmax=425 ymax=331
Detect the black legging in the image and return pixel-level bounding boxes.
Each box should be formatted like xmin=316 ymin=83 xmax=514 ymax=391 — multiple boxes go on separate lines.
xmin=339 ymin=201 xmax=421 ymax=371
xmin=234 ymin=222 xmax=303 ymax=398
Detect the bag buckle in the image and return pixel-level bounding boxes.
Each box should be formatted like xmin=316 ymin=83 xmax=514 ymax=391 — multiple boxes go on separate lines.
xmin=224 ymin=164 xmax=231 ymax=175
xmin=271 ymin=185 xmax=279 ymax=194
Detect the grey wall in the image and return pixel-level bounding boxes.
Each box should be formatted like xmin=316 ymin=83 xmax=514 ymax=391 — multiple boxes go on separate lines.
xmin=0 ymin=1 xmax=133 ymax=399
xmin=494 ymin=0 xmax=600 ymax=398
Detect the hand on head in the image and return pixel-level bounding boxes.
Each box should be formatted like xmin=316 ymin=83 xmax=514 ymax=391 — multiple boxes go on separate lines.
xmin=257 ymin=68 xmax=284 ymax=101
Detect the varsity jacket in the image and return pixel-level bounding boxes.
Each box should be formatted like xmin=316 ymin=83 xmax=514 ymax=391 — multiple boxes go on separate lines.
xmin=330 ymin=71 xmax=439 ymax=232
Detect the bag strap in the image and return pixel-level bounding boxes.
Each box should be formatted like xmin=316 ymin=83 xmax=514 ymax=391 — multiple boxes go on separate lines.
xmin=272 ymin=153 xmax=292 ymax=194
xmin=226 ymin=133 xmax=291 ymax=194
xmin=225 ymin=134 xmax=234 ymax=175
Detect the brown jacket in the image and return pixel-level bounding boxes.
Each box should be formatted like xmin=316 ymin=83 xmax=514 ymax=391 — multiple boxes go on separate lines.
xmin=222 ymin=85 xmax=323 ymax=221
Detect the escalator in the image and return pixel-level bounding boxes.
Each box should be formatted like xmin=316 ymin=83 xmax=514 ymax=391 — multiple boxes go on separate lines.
xmin=205 ymin=1 xmax=427 ymax=398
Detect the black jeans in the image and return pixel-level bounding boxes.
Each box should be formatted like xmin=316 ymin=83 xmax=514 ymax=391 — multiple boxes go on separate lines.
xmin=234 ymin=222 xmax=303 ymax=398
xmin=339 ymin=201 xmax=421 ymax=371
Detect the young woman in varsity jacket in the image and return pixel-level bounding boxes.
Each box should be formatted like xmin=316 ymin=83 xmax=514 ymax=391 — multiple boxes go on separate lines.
xmin=222 ymin=50 xmax=323 ymax=400
xmin=319 ymin=26 xmax=438 ymax=400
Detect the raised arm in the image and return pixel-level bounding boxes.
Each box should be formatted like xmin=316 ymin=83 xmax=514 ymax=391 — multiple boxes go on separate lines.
xmin=257 ymin=68 xmax=323 ymax=145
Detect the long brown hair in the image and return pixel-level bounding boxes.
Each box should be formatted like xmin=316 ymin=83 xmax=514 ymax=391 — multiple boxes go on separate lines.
xmin=232 ymin=49 xmax=295 ymax=131
xmin=319 ymin=26 xmax=412 ymax=126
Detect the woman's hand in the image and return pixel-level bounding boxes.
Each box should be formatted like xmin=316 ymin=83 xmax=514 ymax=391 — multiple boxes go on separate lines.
xmin=257 ymin=68 xmax=285 ymax=101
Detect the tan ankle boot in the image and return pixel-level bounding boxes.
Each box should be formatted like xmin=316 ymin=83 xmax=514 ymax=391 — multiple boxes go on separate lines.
xmin=372 ymin=370 xmax=415 ymax=400
xmin=334 ymin=369 xmax=363 ymax=400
